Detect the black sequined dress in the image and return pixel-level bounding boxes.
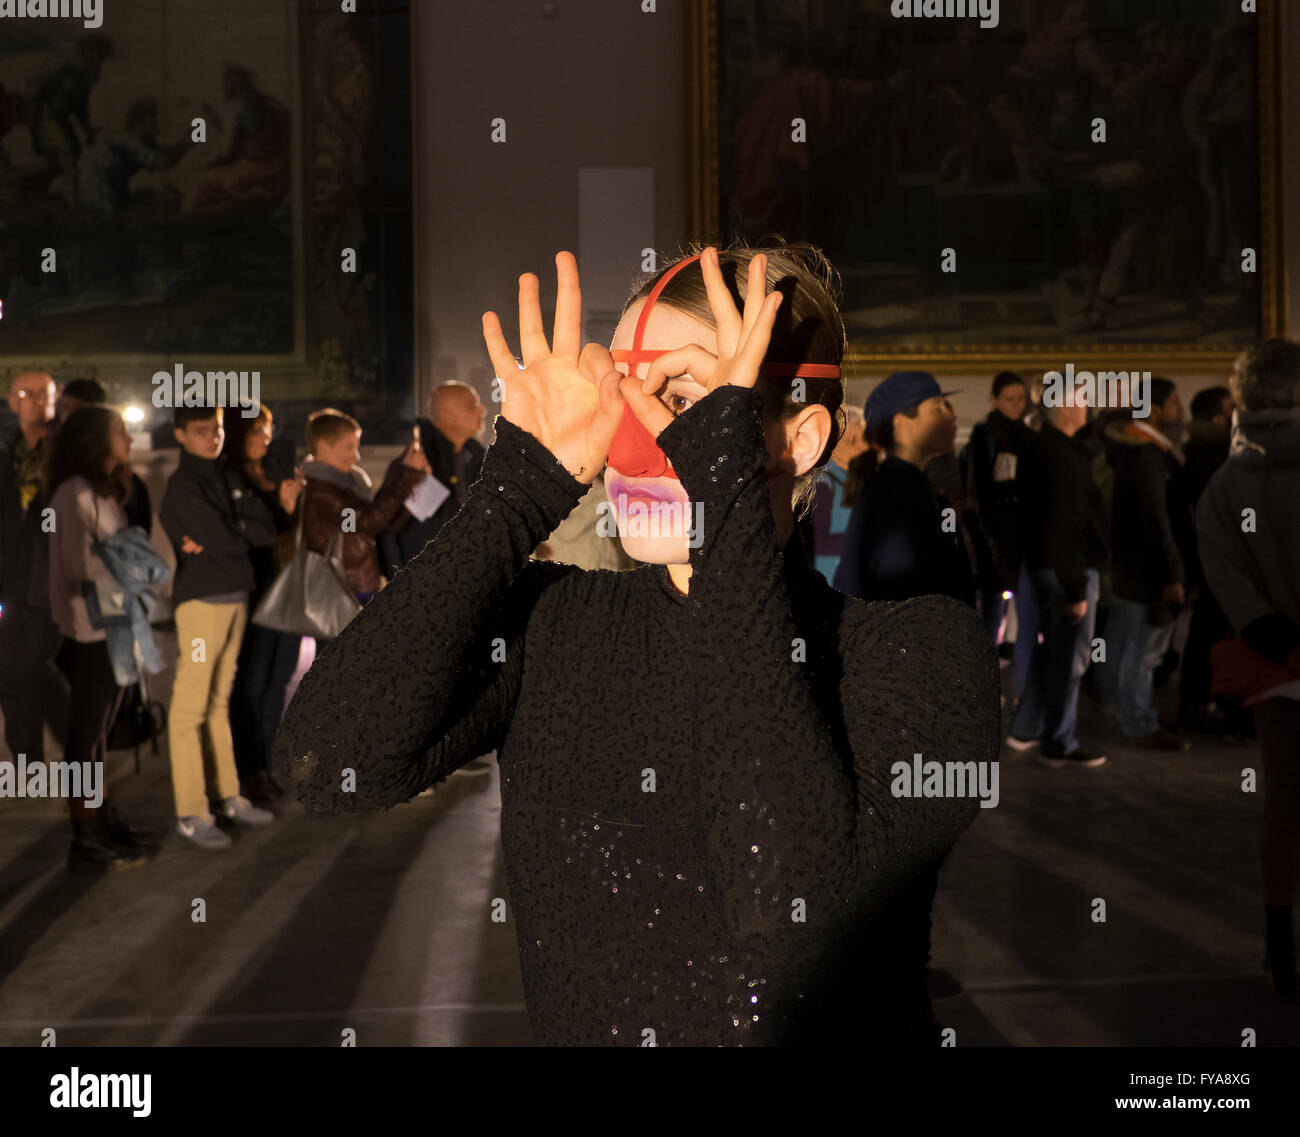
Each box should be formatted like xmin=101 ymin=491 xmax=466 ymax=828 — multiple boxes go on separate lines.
xmin=273 ymin=383 xmax=1001 ymax=1045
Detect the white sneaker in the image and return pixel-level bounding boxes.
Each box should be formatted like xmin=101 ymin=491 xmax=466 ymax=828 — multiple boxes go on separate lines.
xmin=177 ymin=814 xmax=233 ymax=851
xmin=220 ymin=795 xmax=275 ymax=827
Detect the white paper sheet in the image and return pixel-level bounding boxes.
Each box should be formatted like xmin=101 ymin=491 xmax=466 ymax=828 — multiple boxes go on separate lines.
xmin=405 ymin=474 xmax=451 ymax=521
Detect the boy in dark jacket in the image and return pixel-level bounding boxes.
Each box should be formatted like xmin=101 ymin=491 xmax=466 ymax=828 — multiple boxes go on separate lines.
xmin=300 ymin=408 xmax=428 ymax=604
xmin=161 ymin=405 xmax=278 ymax=850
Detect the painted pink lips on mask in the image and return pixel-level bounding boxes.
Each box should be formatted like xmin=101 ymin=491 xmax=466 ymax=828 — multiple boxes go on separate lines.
xmin=605 ymin=469 xmax=689 ymax=507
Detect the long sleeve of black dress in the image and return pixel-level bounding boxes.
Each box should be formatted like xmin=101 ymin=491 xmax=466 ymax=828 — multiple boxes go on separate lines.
xmin=272 ymin=415 xmax=588 ymax=812
xmin=273 ymin=383 xmax=1000 ymax=1045
xmin=655 ymin=386 xmax=995 ymax=963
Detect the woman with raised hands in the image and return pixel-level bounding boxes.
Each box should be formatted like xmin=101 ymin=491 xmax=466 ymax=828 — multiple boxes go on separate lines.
xmin=273 ymin=241 xmax=1000 ymax=1046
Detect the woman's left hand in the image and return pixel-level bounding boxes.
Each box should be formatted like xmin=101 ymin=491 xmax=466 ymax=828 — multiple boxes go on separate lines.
xmin=618 ymin=246 xmax=783 ymax=437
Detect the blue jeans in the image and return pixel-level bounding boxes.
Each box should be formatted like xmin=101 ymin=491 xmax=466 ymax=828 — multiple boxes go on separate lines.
xmin=1012 ymin=568 xmax=1099 ymax=754
xmin=1012 ymin=561 xmax=1038 ymax=694
xmin=1095 ymin=597 xmax=1175 ymax=737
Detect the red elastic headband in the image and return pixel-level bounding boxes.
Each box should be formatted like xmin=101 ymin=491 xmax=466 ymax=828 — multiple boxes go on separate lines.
xmin=609 ymin=252 xmax=842 ymax=378
xmin=607 ymin=253 xmax=841 ymax=479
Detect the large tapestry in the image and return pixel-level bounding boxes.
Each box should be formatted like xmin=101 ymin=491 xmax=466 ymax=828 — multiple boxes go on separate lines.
xmin=0 ymin=0 xmax=413 ymax=433
xmin=693 ymin=0 xmax=1282 ymax=369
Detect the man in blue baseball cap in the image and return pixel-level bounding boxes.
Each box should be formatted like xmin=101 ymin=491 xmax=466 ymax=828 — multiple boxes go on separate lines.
xmin=833 ymin=368 xmax=976 ymax=1047
xmin=835 ymin=370 xmax=969 ymax=603
xmin=863 ymin=370 xmax=963 ymax=433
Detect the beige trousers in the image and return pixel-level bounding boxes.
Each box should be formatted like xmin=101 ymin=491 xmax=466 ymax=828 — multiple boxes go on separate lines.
xmin=168 ymin=599 xmax=247 ymax=819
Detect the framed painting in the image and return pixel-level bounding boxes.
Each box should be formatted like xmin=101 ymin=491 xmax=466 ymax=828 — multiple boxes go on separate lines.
xmin=686 ymin=0 xmax=1285 ymax=373
xmin=0 ymin=0 xmax=414 ymax=438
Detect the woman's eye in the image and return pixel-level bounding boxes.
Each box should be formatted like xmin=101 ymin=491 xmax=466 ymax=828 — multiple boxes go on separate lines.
xmin=660 ymin=379 xmax=700 ymax=416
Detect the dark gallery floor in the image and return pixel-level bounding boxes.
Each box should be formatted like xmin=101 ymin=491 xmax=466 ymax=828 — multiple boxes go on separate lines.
xmin=0 ymin=636 xmax=1294 ymax=1047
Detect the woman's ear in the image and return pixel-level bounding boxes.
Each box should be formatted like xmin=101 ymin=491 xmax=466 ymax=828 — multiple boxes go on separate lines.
xmin=784 ymin=404 xmax=833 ymax=477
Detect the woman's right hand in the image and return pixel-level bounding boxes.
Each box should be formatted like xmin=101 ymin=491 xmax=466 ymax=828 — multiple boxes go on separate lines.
xmin=481 ymin=251 xmax=625 ymax=485
xmin=400 ymin=444 xmax=432 ymax=475
xmin=278 ymin=472 xmax=306 ymax=514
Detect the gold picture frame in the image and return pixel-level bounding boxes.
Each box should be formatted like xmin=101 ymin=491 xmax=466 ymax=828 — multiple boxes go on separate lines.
xmin=685 ymin=0 xmax=1286 ymax=376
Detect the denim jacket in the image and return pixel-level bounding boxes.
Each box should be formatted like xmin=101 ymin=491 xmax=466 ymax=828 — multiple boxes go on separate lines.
xmin=91 ymin=526 xmax=172 ymax=686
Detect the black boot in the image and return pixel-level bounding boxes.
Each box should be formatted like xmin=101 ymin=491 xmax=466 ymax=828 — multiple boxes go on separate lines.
xmin=1264 ymin=904 xmax=1296 ymax=998
xmin=99 ymin=801 xmax=163 ymax=854
xmin=68 ymin=814 xmax=148 ymax=871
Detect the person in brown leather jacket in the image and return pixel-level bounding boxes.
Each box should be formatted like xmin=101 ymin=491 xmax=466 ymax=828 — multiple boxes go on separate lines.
xmin=300 ymin=408 xmax=429 ymax=602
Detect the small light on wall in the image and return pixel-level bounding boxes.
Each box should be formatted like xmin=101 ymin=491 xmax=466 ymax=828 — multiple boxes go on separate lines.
xmin=123 ymin=404 xmax=146 ymax=425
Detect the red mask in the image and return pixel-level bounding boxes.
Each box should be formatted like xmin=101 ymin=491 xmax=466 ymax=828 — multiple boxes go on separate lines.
xmin=608 ymin=253 xmax=841 ymax=481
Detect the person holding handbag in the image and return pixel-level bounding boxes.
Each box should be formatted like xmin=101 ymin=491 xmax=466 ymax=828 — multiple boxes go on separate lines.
xmin=46 ymin=405 xmax=162 ymax=870
xmin=298 ymin=408 xmax=428 ymax=606
xmin=223 ymin=402 xmax=304 ymax=808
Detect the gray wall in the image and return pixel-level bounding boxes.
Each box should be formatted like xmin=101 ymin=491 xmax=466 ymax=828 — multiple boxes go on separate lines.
xmin=412 ymin=0 xmax=685 ymax=416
